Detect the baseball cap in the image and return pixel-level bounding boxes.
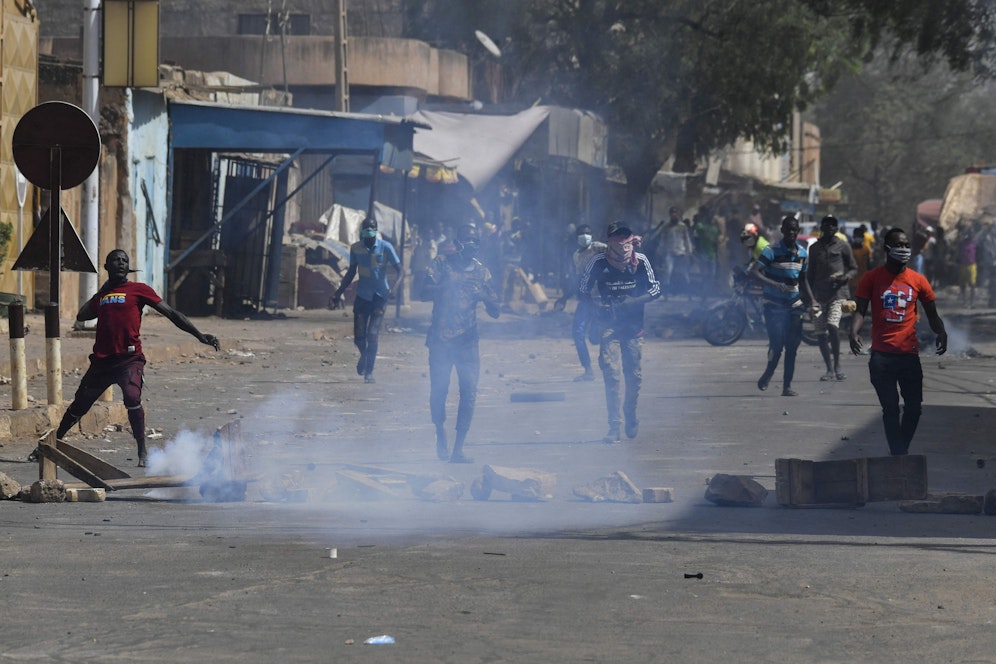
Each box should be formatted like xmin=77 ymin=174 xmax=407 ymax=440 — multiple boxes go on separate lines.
xmin=606 ymin=221 xmax=632 ymax=238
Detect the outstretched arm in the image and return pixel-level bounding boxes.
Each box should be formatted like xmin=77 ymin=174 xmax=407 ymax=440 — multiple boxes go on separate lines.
xmin=151 ymin=301 xmax=220 ymax=350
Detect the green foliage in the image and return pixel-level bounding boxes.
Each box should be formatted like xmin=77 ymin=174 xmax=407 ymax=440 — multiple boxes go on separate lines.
xmin=812 ymin=50 xmax=996 ymax=227
xmin=0 ymin=221 xmax=13 ymax=268
xmin=405 ymin=0 xmax=996 ymax=213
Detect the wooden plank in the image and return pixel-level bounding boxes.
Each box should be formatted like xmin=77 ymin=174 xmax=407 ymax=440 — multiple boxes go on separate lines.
xmin=776 ymin=457 xmax=867 ymax=507
xmin=65 ymin=474 xmax=196 ymax=491
xmin=775 ymin=458 xmax=814 ymax=506
xmin=812 ymin=458 xmax=868 ymax=505
xmin=38 ymin=445 xmax=115 ymax=491
xmin=56 ymin=440 xmax=131 ymax=480
xmin=866 ymin=455 xmax=927 ymax=501
xmin=335 ymin=469 xmax=403 ymax=499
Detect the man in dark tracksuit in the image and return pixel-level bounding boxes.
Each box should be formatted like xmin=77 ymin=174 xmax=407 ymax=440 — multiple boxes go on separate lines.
xmin=420 ymin=224 xmax=501 ymax=463
xmin=579 ymin=221 xmax=661 ymax=444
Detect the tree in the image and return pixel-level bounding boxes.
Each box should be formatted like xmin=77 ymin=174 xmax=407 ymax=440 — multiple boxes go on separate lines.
xmin=812 ymin=52 xmax=996 ymax=228
xmin=404 ymin=0 xmax=996 ymax=216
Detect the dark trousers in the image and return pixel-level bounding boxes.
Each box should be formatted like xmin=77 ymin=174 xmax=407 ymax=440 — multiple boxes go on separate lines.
xmin=868 ymin=351 xmax=923 ymax=455
xmin=761 ymin=303 xmax=803 ymax=387
xmin=572 ymin=300 xmax=594 ymax=370
xmin=598 ymin=334 xmax=642 ymax=429
xmin=353 ymin=295 xmax=387 ymax=375
xmin=60 ymin=353 xmax=147 ymax=443
xmin=428 ymin=335 xmax=480 ymax=436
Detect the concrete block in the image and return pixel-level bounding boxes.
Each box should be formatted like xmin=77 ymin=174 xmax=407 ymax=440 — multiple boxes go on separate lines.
xmin=0 ymin=472 xmax=21 ymax=500
xmin=572 ymin=471 xmax=642 ymax=503
xmin=642 ymin=487 xmax=675 ymax=503
xmin=482 ymin=465 xmax=556 ymax=501
xmin=65 ymin=487 xmax=106 ymax=502
xmin=27 ymin=479 xmax=66 ymax=503
xmin=899 ymin=493 xmax=984 ymax=514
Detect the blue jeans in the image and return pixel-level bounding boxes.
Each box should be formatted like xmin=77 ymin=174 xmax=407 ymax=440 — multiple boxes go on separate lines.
xmin=572 ymin=300 xmax=594 ymax=370
xmin=868 ymin=351 xmax=923 ymax=455
xmin=353 ymin=295 xmax=387 ymax=375
xmin=761 ymin=303 xmax=803 ymax=387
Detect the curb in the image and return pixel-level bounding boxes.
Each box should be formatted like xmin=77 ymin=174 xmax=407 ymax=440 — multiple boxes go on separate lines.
xmin=0 ymin=339 xmax=202 ymax=446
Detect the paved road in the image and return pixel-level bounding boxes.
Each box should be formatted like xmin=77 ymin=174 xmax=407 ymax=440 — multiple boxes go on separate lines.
xmin=0 ymin=300 xmax=994 ymax=662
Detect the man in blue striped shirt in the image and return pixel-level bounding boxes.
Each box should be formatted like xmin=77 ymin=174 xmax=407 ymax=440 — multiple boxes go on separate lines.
xmin=750 ymin=215 xmax=819 ymax=396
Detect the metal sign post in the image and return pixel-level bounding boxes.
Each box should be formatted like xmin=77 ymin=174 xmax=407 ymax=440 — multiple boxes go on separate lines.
xmin=12 ymin=102 xmax=101 ymax=479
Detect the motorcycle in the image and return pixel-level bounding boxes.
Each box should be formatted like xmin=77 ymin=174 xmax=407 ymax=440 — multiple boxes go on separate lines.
xmin=702 ymin=267 xmax=819 ymax=347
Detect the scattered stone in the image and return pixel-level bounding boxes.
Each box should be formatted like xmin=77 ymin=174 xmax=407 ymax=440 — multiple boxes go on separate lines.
xmin=408 ymin=476 xmax=465 ymax=502
xmin=0 ymin=473 xmax=20 ymax=500
xmin=482 ymin=465 xmax=556 ymax=501
xmin=470 ymin=477 xmax=492 ymax=501
xmin=572 ymin=471 xmax=642 ymax=503
xmin=642 ymin=487 xmax=675 ymax=503
xmin=27 ymin=479 xmax=67 ymax=503
xmin=899 ymin=493 xmax=984 ymax=515
xmin=705 ymin=474 xmax=768 ymax=507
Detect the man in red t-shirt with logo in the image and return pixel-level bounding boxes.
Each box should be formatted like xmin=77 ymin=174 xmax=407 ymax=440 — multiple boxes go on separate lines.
xmin=55 ymin=250 xmax=220 ymax=466
xmin=849 ymin=228 xmax=947 ymax=456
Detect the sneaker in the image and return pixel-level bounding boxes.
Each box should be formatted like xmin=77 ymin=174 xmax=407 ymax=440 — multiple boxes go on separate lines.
xmin=781 ymin=388 xmax=798 ymax=397
xmin=364 ymin=374 xmax=376 ymax=384
xmin=573 ymin=369 xmax=595 ymax=382
xmin=603 ymin=428 xmax=621 ymax=444
xmin=356 ymin=354 xmax=365 ymax=376
xmin=449 ymin=452 xmax=474 ymax=464
xmin=137 ymin=454 xmax=148 ymax=468
xmin=820 ymin=371 xmax=835 ymax=382
xmin=436 ymin=439 xmax=449 ymax=461
xmin=26 ymin=447 xmax=39 ymax=463
xmin=835 ymin=372 xmax=846 ymax=381
xmin=625 ymin=420 xmax=639 ymax=439
xmin=757 ymin=373 xmax=772 ymax=391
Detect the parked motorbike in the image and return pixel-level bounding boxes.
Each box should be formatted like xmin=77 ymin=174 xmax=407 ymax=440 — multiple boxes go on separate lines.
xmin=702 ymin=267 xmax=819 ymax=347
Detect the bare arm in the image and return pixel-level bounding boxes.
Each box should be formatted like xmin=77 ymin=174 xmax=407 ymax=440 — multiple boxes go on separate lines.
xmin=921 ymin=299 xmax=947 ymax=355
xmin=151 ymin=301 xmax=220 ymax=350
xmin=848 ymin=297 xmax=870 ymax=354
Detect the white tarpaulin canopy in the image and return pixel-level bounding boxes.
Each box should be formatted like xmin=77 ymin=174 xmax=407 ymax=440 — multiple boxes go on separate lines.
xmin=939 ymin=173 xmax=996 ymax=232
xmin=411 ymin=107 xmax=552 ymax=191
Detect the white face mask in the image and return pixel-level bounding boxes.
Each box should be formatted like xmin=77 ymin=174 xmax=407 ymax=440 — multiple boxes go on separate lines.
xmin=887 ymin=246 xmax=912 ymax=264
xmin=577 ymin=234 xmax=592 ymax=248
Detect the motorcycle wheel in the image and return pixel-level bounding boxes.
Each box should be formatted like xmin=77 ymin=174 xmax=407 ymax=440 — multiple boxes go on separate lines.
xmin=703 ymin=303 xmax=748 ymax=346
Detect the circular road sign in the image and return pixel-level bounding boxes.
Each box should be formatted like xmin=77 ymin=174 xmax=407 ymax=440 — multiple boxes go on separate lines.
xmin=12 ymin=101 xmax=101 ymax=191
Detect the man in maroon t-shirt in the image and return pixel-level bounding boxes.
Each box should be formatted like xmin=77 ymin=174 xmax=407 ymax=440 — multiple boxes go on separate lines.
xmin=54 ymin=250 xmax=220 ymax=466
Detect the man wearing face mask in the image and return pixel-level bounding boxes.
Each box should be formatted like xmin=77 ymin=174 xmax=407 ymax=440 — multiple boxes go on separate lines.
xmin=579 ymin=221 xmax=661 ymax=444
xmin=420 ymin=223 xmax=501 ymax=463
xmin=849 ymin=227 xmax=947 ymax=456
xmin=554 ymin=224 xmax=607 ymax=381
xmin=331 ymin=217 xmax=401 ymax=384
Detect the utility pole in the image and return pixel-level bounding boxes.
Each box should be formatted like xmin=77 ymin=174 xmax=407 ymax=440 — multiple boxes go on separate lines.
xmin=333 ymin=0 xmax=349 ymax=112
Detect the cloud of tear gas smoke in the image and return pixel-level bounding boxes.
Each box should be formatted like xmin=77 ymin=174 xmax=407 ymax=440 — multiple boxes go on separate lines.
xmin=147 ymin=429 xmax=211 ymax=477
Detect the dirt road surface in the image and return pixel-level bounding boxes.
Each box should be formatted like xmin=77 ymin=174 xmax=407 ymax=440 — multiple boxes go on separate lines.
xmin=0 ymin=299 xmax=994 ymax=662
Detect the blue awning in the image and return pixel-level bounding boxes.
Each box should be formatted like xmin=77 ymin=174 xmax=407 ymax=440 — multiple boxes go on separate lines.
xmin=168 ymin=99 xmax=422 ymax=170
